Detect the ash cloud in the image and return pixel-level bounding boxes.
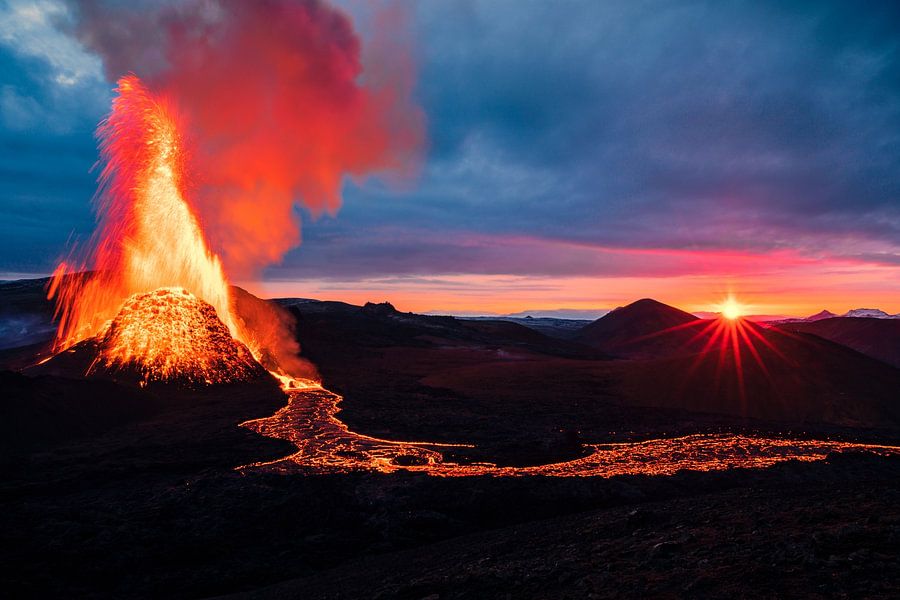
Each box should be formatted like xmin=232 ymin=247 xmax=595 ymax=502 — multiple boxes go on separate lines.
xmin=70 ymin=0 xmax=424 ymax=277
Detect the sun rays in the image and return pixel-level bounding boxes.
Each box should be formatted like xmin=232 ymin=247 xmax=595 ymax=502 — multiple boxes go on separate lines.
xmin=718 ymin=294 xmax=746 ymax=320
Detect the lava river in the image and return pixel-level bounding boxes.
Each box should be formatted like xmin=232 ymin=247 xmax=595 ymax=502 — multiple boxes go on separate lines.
xmin=239 ymin=383 xmax=900 ymax=478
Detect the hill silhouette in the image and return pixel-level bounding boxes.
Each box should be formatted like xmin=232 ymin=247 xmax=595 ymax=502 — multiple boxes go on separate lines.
xmin=777 ymin=317 xmax=900 ymax=369
xmin=576 ymin=298 xmax=706 ymax=358
xmin=618 ymin=319 xmax=900 ymax=427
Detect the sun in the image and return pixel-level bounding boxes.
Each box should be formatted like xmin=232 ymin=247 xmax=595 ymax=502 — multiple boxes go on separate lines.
xmin=719 ymin=295 xmax=745 ymax=320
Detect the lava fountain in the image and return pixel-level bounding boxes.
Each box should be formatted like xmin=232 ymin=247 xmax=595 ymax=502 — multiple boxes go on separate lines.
xmin=48 ymin=0 xmax=423 ymax=385
xmin=49 ymin=76 xmax=263 ymax=384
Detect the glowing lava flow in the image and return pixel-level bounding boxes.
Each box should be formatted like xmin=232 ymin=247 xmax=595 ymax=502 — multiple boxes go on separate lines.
xmin=240 ymin=382 xmax=900 ymax=477
xmin=49 ymin=76 xmax=264 ymax=380
xmin=241 ymin=378 xmax=472 ymax=472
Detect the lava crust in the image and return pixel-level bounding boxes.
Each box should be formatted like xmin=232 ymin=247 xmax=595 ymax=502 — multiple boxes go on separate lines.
xmin=90 ymin=287 xmax=265 ymax=385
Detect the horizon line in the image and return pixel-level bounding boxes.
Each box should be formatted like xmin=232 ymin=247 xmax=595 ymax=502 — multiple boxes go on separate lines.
xmin=5 ymin=272 xmax=898 ymax=320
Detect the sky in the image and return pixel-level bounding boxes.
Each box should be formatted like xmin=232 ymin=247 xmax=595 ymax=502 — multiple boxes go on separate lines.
xmin=1 ymin=0 xmax=900 ymax=317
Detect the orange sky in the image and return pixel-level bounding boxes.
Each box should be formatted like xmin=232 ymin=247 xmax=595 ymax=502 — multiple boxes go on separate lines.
xmin=244 ymin=248 xmax=900 ymax=317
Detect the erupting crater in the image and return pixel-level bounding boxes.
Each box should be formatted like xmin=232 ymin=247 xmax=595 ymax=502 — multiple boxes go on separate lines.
xmin=88 ymin=287 xmax=265 ymax=386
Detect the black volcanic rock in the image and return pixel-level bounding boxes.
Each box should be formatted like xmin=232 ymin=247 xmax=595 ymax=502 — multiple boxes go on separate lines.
xmin=576 ymin=298 xmax=705 ymax=358
xmin=618 ymin=320 xmax=900 ymax=428
xmin=778 ymin=317 xmax=900 ymax=368
xmin=282 ymin=297 xmax=594 ymax=361
xmin=0 ymin=370 xmax=162 ymax=456
xmin=274 ymin=294 xmax=900 ymax=445
xmin=226 ymin=471 xmax=900 ymax=600
xmin=362 ymin=301 xmax=399 ymax=316
xmin=6 ymin=283 xmax=900 ymax=599
xmin=461 ymin=316 xmax=593 ymax=339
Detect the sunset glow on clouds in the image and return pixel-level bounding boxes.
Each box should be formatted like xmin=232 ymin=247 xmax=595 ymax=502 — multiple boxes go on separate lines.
xmin=1 ymin=1 xmax=900 ymax=317
xmin=250 ymin=235 xmax=900 ymax=316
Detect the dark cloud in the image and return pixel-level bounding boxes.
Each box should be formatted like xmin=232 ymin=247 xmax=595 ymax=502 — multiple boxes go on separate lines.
xmin=2 ymin=0 xmax=900 ymax=279
xmin=431 ymin=3 xmax=900 ymax=223
xmin=0 ymin=39 xmax=106 ymax=273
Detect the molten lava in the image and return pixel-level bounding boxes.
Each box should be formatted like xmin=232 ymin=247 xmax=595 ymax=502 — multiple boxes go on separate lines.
xmin=90 ymin=288 xmax=264 ymax=386
xmin=240 ymin=383 xmax=900 ymax=477
xmin=49 ymin=76 xmax=263 ymax=382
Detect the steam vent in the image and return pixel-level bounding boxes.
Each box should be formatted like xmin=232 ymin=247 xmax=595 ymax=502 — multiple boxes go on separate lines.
xmin=90 ymin=287 xmax=265 ymax=386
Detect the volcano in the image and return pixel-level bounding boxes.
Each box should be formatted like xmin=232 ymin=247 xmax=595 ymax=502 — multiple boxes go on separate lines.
xmin=33 ymin=287 xmax=266 ymax=386
xmin=576 ymin=298 xmax=704 ymax=358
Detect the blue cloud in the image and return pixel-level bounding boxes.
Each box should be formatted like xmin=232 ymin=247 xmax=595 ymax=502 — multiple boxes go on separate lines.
xmin=2 ymin=0 xmax=900 ymax=279
xmin=0 ymin=37 xmax=107 ymax=272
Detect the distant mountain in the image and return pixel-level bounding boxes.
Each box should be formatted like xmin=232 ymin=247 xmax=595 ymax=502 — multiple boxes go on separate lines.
xmin=571 ymin=299 xmax=900 ymax=425
xmin=777 ymin=317 xmax=900 ymax=369
xmin=503 ymin=308 xmax=611 ymax=320
xmin=275 ymin=294 xmax=600 ymax=366
xmin=842 ymin=308 xmax=899 ymax=319
xmin=461 ymin=316 xmax=591 ymax=339
xmin=694 ymin=312 xmax=791 ymax=322
xmin=0 ymin=276 xmax=57 ymax=350
xmin=807 ymin=310 xmax=837 ymax=321
xmin=768 ymin=309 xmax=900 ymax=324
xmin=619 ymin=320 xmax=900 ymax=427
xmin=275 ymin=294 xmax=900 ymax=432
xmin=429 ymin=308 xmax=611 ymax=320
xmin=576 ymin=298 xmax=708 ymax=358
xmin=770 ymin=309 xmax=866 ymax=324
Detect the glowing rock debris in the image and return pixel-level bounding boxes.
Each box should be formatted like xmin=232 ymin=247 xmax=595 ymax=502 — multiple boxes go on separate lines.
xmin=90 ymin=287 xmax=263 ymax=386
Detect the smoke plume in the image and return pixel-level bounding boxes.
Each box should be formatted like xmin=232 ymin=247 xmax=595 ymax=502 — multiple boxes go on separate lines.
xmin=72 ymin=0 xmax=424 ymax=276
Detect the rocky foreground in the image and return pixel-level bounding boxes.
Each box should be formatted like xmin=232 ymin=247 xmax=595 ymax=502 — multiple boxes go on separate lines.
xmin=239 ymin=470 xmax=900 ymax=600
xmin=3 ymin=282 xmax=900 ymax=598
xmin=2 ymin=368 xmax=899 ymax=598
